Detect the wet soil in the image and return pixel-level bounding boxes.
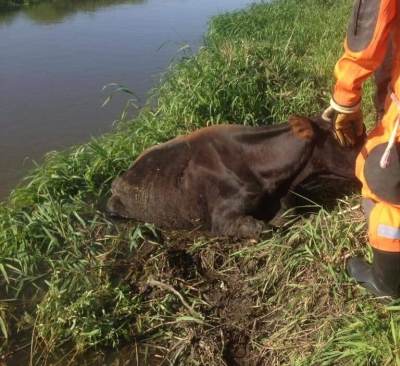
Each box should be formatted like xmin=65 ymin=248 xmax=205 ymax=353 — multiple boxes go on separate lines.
xmin=4 ymin=181 xmax=361 ymax=365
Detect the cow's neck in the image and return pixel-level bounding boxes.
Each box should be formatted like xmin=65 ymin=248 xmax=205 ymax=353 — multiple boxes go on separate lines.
xmin=243 ymin=134 xmax=316 ymax=194
xmin=275 ymin=145 xmax=316 ymax=193
xmin=288 ymin=154 xmax=319 ymax=190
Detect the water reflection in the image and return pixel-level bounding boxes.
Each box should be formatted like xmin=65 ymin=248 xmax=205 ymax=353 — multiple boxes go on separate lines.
xmin=0 ymin=8 xmax=17 ymax=24
xmin=0 ymin=0 xmax=145 ymax=25
xmin=0 ymin=0 xmax=256 ymax=198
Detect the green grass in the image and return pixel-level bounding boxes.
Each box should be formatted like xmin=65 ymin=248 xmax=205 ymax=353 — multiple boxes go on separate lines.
xmin=1 ymin=0 xmax=398 ymax=364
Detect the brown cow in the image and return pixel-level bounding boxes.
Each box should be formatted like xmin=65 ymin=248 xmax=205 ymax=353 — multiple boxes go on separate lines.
xmin=107 ymin=116 xmax=363 ymax=238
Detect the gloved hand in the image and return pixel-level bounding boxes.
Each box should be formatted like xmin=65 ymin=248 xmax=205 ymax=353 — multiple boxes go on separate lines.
xmin=322 ymin=100 xmax=364 ymax=147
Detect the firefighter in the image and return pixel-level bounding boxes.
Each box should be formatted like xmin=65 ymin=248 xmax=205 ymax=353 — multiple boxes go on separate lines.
xmin=323 ymin=0 xmax=400 ymax=297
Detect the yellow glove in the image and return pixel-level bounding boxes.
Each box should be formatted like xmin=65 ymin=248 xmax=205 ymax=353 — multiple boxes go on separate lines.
xmin=322 ymin=100 xmax=364 ymax=147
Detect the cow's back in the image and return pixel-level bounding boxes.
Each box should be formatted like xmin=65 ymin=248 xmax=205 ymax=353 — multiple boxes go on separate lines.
xmin=111 ymin=139 xmax=202 ymax=228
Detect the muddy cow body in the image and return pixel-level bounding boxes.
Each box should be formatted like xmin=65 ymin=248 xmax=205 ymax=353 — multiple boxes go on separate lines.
xmin=107 ymin=116 xmax=363 ymax=238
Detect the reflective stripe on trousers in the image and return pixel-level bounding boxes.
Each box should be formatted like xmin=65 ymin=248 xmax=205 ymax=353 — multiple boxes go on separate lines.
xmin=363 ymin=198 xmax=400 ymax=252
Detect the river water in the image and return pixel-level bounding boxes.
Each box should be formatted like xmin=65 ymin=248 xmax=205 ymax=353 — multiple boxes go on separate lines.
xmin=0 ymin=0 xmax=257 ymax=199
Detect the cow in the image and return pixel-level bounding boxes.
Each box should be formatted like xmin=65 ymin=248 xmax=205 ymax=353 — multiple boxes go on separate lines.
xmin=106 ymin=116 xmax=364 ymax=238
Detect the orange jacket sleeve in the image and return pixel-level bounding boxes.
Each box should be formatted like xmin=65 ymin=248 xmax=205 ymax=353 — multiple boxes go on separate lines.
xmin=333 ymin=0 xmax=397 ymax=108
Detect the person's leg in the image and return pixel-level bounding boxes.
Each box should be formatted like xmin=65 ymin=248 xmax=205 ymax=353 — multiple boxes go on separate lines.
xmin=347 ymin=202 xmax=400 ymax=297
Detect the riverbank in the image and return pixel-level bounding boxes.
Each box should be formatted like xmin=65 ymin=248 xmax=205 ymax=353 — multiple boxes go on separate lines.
xmin=0 ymin=0 xmax=122 ymax=10
xmin=1 ymin=0 xmax=397 ymax=364
xmin=0 ymin=0 xmax=38 ymax=9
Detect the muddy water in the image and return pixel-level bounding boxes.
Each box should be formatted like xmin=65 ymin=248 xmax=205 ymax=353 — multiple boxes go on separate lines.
xmin=0 ymin=0 xmax=257 ymax=199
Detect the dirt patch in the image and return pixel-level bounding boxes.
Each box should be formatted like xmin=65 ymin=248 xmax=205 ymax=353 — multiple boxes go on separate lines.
xmin=9 ymin=202 xmax=365 ymax=366
xmin=167 ymin=248 xmax=197 ymax=280
xmin=96 ymin=227 xmax=267 ymax=365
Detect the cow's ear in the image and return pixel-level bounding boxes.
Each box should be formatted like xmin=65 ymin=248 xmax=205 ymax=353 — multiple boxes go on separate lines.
xmin=288 ymin=115 xmax=315 ymax=141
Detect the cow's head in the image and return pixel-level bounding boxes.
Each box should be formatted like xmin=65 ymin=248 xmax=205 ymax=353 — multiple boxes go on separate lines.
xmin=308 ymin=116 xmax=365 ymax=180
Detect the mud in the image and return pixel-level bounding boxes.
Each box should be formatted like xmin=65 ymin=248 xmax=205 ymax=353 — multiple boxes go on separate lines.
xmin=120 ymin=230 xmax=266 ymax=365
xmin=6 ymin=182 xmax=362 ymax=365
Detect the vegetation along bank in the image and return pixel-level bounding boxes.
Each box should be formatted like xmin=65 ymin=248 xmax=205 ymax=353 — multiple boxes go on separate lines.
xmin=2 ymin=0 xmax=398 ymax=364
xmin=0 ymin=0 xmax=40 ymax=9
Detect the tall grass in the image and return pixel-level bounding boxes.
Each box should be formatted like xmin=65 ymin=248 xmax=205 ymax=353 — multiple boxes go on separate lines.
xmin=0 ymin=0 xmax=393 ymax=364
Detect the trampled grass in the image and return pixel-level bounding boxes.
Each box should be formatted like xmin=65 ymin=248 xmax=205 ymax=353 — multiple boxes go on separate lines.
xmin=1 ymin=0 xmax=399 ymax=365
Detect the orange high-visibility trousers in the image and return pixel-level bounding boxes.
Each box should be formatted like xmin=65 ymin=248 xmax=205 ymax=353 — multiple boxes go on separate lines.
xmin=333 ymin=0 xmax=400 ymax=253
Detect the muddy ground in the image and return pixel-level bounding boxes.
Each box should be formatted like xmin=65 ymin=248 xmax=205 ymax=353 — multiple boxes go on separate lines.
xmin=6 ymin=180 xmax=363 ymax=365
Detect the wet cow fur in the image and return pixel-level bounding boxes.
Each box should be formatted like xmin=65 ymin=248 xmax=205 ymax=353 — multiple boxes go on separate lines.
xmin=107 ymin=116 xmax=363 ymax=238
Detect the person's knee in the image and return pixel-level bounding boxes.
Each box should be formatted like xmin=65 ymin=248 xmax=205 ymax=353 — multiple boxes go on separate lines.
xmin=368 ymin=202 xmax=400 ymax=253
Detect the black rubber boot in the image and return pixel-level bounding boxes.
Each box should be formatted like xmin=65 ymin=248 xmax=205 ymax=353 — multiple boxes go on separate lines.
xmin=346 ymin=248 xmax=400 ymax=298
